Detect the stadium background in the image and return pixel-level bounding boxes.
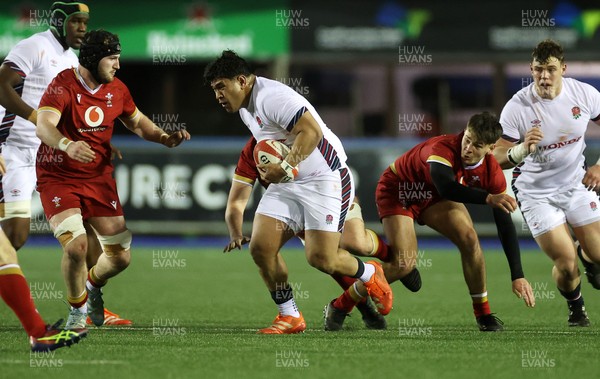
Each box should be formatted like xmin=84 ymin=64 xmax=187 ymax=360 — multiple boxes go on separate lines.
xmin=1 ymin=2 xmax=600 ymax=378
xmin=2 ymin=0 xmax=600 ymax=237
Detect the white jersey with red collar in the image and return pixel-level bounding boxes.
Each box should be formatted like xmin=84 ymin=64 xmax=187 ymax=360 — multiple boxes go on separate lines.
xmin=0 ymin=30 xmax=78 ymax=148
xmin=500 ymin=77 xmax=600 ymax=197
xmin=238 ymin=76 xmax=348 ymax=182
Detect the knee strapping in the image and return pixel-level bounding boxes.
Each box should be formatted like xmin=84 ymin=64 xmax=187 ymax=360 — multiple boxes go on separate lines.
xmin=97 ymin=230 xmax=132 ymax=256
xmin=54 ymin=214 xmax=86 ymax=247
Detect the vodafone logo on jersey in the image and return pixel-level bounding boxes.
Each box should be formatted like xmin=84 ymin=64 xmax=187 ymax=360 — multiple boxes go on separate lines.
xmin=84 ymin=106 xmax=105 ymax=127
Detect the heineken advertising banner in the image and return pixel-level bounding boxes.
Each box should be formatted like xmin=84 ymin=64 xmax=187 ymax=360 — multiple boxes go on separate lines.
xmin=0 ymin=0 xmax=288 ymax=59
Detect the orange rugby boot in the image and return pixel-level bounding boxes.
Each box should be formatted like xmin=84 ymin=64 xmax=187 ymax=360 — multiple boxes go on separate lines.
xmin=257 ymin=312 xmax=306 ymax=334
xmin=362 ymin=261 xmax=393 ymax=315
xmin=86 ymin=308 xmax=132 ymax=326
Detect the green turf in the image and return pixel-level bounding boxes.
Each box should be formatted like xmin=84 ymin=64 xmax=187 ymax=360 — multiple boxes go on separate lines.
xmin=1 ymin=244 xmax=600 ymax=378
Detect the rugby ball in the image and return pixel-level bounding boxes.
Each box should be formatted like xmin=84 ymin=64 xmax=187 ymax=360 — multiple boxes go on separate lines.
xmin=253 ymin=139 xmax=290 ymax=165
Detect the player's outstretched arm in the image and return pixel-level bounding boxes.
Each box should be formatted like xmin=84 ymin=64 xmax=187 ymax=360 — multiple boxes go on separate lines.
xmin=430 ymin=162 xmax=517 ymax=213
xmin=430 ymin=162 xmax=489 ymax=204
xmin=121 ymin=110 xmax=190 ymax=147
xmin=492 ymin=207 xmax=535 ymax=307
xmin=223 ymin=181 xmax=253 ymax=253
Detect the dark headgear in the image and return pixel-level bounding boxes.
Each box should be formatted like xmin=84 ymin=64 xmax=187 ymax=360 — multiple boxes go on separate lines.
xmin=50 ymin=1 xmax=89 ymax=49
xmin=79 ymin=30 xmax=121 ymax=83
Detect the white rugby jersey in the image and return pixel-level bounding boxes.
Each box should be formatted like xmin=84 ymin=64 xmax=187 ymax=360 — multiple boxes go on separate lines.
xmin=500 ymin=78 xmax=600 ymax=197
xmin=239 ymin=76 xmax=348 ymax=182
xmin=0 ymin=30 xmax=79 ymax=148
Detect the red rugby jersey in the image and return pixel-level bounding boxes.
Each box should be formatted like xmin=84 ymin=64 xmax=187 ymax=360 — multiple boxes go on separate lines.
xmin=390 ymin=132 xmax=506 ymax=199
xmin=233 ymin=136 xmax=268 ymax=189
xmin=37 ymin=68 xmax=137 ymax=182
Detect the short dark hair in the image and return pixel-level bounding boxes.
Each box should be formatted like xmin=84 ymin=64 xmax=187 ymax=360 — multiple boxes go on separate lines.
xmin=532 ymin=39 xmax=564 ymax=64
xmin=466 ymin=111 xmax=502 ymax=144
xmin=203 ymin=50 xmax=252 ymax=84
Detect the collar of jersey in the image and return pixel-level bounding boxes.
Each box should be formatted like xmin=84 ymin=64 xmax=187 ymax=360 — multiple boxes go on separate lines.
xmin=45 ymin=30 xmax=68 ymax=55
xmin=464 ymin=158 xmax=484 ymax=170
xmin=75 ymin=67 xmax=103 ymax=95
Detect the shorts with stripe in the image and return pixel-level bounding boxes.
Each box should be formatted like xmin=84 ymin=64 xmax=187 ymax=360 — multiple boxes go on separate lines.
xmin=256 ymin=167 xmax=354 ymax=233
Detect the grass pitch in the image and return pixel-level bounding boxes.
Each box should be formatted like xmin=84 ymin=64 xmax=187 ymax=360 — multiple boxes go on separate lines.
xmin=1 ymin=239 xmax=599 ymax=379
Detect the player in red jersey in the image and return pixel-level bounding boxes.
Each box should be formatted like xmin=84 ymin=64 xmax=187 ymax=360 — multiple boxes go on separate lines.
xmin=35 ymin=30 xmax=190 ymax=329
xmin=224 ymin=136 xmax=415 ymax=330
xmin=328 ymin=112 xmax=535 ymax=331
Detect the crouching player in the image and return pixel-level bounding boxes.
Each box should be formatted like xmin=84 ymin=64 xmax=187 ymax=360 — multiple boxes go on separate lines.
xmin=328 ymin=112 xmax=535 ymax=331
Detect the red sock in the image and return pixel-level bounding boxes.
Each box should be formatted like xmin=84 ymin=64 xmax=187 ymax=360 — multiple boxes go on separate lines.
xmin=367 ymin=230 xmax=390 ymax=262
xmin=472 ymin=294 xmax=491 ymax=317
xmin=374 ymin=239 xmax=390 ymax=262
xmin=331 ymin=274 xmax=356 ymax=290
xmin=333 ymin=282 xmax=366 ymax=313
xmin=88 ymin=266 xmax=106 ymax=287
xmin=333 ymin=291 xmax=357 ymax=313
xmin=0 ymin=266 xmax=47 ymax=338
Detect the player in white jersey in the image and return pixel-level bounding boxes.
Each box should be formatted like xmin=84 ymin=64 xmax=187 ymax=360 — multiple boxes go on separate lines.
xmin=495 ymin=39 xmax=600 ymax=327
xmin=205 ymin=50 xmax=393 ymax=334
xmin=0 ymin=1 xmax=131 ymax=326
xmin=0 ymin=2 xmax=87 ymax=249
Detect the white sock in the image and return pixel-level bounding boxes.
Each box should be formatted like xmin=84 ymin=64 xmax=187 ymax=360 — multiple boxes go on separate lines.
xmin=359 ymin=263 xmax=376 ymax=282
xmin=85 ymin=280 xmax=97 ymax=292
xmin=75 ymin=304 xmax=88 ymax=314
xmin=277 ymin=298 xmax=300 ymax=318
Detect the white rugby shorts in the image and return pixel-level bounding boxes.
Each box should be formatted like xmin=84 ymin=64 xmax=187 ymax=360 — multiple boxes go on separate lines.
xmin=1 ymin=145 xmax=37 ymax=219
xmin=256 ymin=168 xmax=354 ymax=233
xmin=518 ymin=184 xmax=600 ymax=238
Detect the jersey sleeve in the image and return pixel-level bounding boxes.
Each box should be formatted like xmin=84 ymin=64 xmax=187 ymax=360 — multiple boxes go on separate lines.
xmin=38 ymin=74 xmax=67 ymax=116
xmin=260 ymin=86 xmax=308 ymax=132
xmin=426 ymin=139 xmax=455 ymax=168
xmin=118 ymin=80 xmax=138 ymax=120
xmin=499 ymin=99 xmax=522 ymax=143
xmin=3 ymin=36 xmax=41 ymax=78
xmin=485 ymin=158 xmax=507 ymax=195
xmin=233 ymin=137 xmax=259 ymax=186
xmin=582 ymin=82 xmax=600 ymax=122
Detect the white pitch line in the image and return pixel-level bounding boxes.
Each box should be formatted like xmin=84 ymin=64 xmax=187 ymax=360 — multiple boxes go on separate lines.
xmin=63 ymin=360 xmax=128 ymax=365
xmin=0 ymin=359 xmax=127 ymax=365
xmin=98 ymin=326 xmax=598 ymax=335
